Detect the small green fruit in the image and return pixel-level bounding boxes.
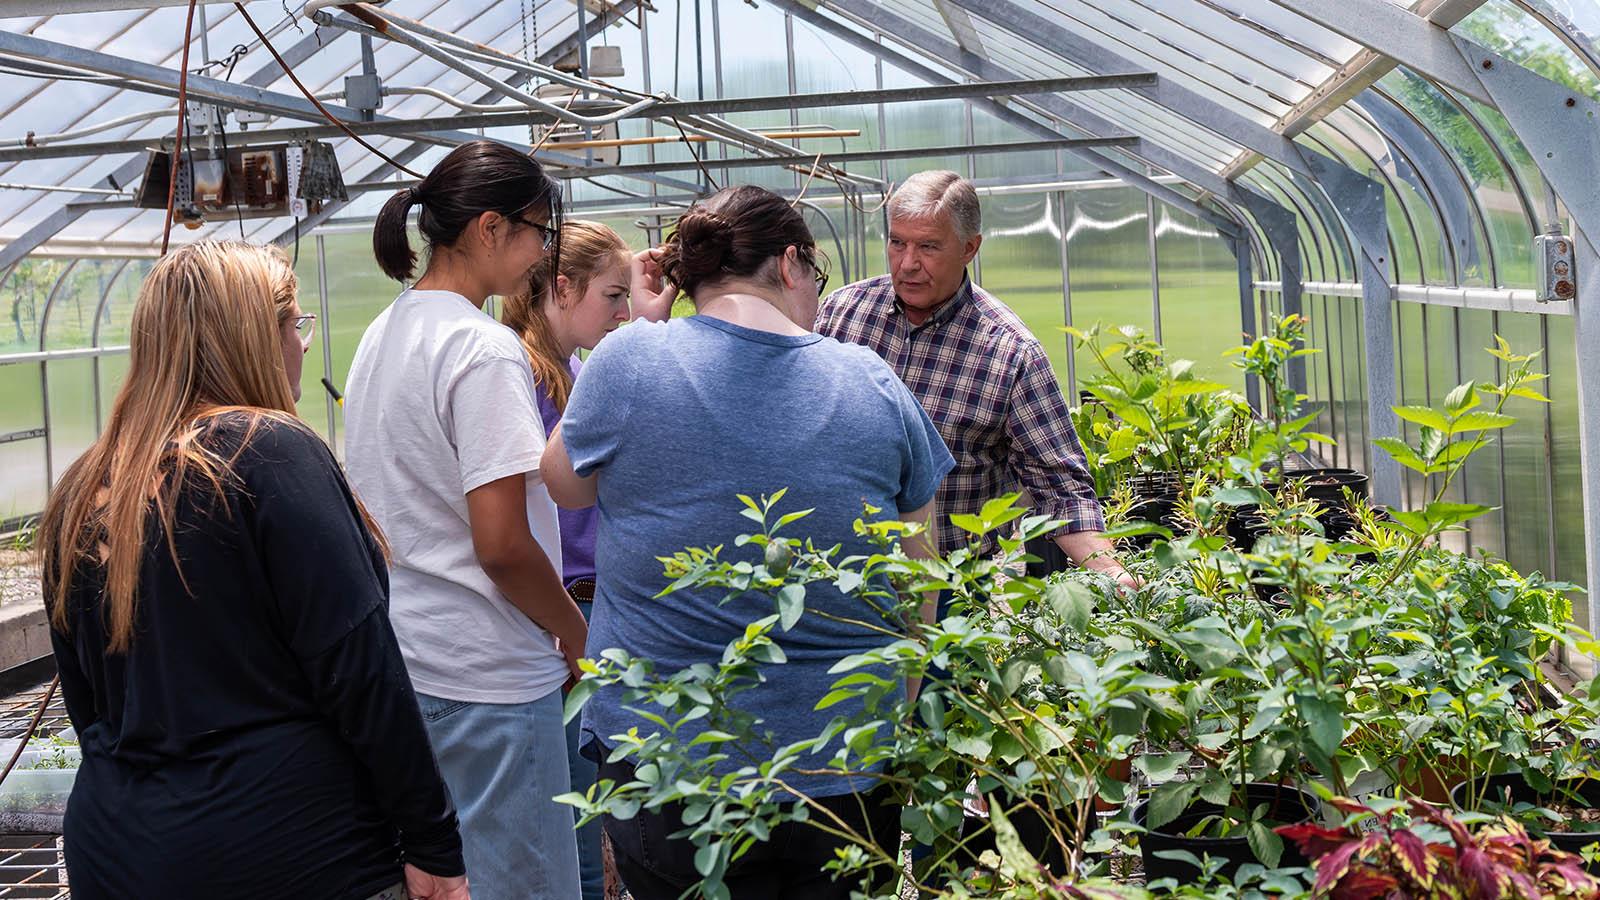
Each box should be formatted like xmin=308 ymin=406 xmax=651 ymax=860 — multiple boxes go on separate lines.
xmin=765 ymin=540 xmax=793 ymax=576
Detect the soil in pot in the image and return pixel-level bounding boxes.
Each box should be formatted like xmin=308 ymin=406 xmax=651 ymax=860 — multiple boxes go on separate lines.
xmin=1452 ymin=773 xmax=1600 ymax=868
xmin=1134 ymin=782 xmax=1322 ymax=883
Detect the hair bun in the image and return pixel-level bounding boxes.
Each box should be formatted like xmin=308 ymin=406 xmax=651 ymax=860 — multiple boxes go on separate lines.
xmin=673 ymin=210 xmax=736 ymax=281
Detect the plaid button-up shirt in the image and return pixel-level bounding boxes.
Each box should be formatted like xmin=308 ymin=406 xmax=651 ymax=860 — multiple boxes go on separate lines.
xmin=816 ymin=275 xmax=1103 ymax=556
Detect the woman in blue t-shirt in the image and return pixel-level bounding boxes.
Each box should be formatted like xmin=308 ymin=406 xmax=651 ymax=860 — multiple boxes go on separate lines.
xmin=541 ymin=185 xmax=955 ymax=900
xmin=500 ymin=220 xmax=675 ymax=900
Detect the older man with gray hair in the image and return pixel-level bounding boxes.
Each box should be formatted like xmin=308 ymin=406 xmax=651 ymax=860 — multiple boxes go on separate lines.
xmin=817 ymin=170 xmax=1132 ymax=588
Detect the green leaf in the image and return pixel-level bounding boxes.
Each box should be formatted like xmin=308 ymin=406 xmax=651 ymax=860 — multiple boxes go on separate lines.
xmin=1046 ymin=580 xmax=1095 ymax=632
xmin=563 ymin=678 xmax=599 ymax=724
xmin=772 ymin=508 xmax=816 ymax=530
xmin=1135 ymin=751 xmax=1191 ymax=783
xmin=1374 ymin=437 xmax=1427 ymax=473
xmin=815 ymin=688 xmax=860 ymax=710
xmin=694 ymin=843 xmax=720 ymax=877
xmin=1296 ymin=692 xmax=1343 ymax=758
xmin=1246 ymin=818 xmax=1284 ymax=869
xmin=1144 ymin=780 xmax=1198 ymax=831
xmin=949 ymin=513 xmax=987 ymax=536
xmin=1212 ymin=486 xmax=1268 ymax=506
xmin=947 ymin=730 xmax=993 ymax=759
xmin=1420 ymin=501 xmax=1494 ymax=529
xmin=1392 ymin=405 xmax=1452 ymax=432
xmin=989 ymin=801 xmax=1042 ymax=881
xmin=777 ymin=584 xmax=806 ymax=631
xmin=1001 ymin=660 xmax=1031 ymax=697
xmin=1444 ymin=381 xmax=1479 ymax=414
xmin=1449 ymin=410 xmax=1516 ymax=433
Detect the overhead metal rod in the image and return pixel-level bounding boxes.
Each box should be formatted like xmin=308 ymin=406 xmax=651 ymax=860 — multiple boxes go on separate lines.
xmin=0 ymin=25 xmax=706 ymax=189
xmin=0 ymin=0 xmax=232 ymax=12
xmin=635 ymin=74 xmax=1159 ymax=115
xmin=0 ymin=76 xmax=1154 ymax=164
xmin=556 ymin=136 xmax=1140 ymax=179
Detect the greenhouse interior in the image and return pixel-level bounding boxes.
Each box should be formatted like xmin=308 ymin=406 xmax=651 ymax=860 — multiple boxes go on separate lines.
xmin=5 ymin=0 xmax=1600 ymax=897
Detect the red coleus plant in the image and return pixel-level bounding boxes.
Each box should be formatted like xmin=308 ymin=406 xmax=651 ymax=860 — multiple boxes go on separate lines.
xmin=1275 ymin=796 xmax=1600 ymax=899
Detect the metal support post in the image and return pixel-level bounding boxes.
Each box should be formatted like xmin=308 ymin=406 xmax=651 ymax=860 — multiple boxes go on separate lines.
xmin=316 ymin=235 xmax=337 ymax=451
xmin=1303 ymin=154 xmax=1401 ymax=508
xmin=1236 ymin=190 xmax=1306 ymax=396
xmin=1231 ymin=234 xmax=1261 ymax=410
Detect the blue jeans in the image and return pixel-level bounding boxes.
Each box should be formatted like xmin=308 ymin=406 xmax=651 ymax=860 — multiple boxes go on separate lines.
xmin=565 ymin=601 xmax=604 ymax=900
xmin=416 ymin=690 xmax=579 ymax=900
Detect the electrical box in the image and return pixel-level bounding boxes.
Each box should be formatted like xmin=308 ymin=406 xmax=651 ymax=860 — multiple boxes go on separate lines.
xmin=343 ymin=73 xmax=384 ymax=112
xmin=1534 ymin=227 xmax=1576 ymax=303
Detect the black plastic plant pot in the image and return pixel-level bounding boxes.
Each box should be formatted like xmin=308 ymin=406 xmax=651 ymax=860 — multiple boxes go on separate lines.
xmin=959 ymin=800 xmax=1081 ymax=879
xmin=1128 ymin=471 xmax=1182 ymax=498
xmin=1451 ymin=773 xmax=1600 ymax=870
xmin=1134 ymin=782 xmax=1322 ymax=883
xmin=1283 ymin=467 xmax=1371 ymax=505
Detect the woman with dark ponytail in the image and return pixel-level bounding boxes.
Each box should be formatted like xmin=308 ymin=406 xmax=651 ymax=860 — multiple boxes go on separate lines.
xmin=541 ymin=185 xmax=956 ymax=899
xmin=344 ymin=140 xmax=585 ymax=900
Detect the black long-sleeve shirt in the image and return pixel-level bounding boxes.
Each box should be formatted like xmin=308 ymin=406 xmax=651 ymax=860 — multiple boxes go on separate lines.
xmin=49 ymin=415 xmax=464 ymax=900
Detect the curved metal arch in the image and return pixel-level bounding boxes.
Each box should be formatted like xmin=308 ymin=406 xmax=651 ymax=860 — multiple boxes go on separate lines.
xmin=1344 ymin=97 xmax=1465 ymax=283
xmin=1513 ymin=0 xmax=1600 ymax=85
xmin=1289 ymin=166 xmax=1366 ymax=284
xmin=1303 ymin=125 xmax=1422 ymax=286
xmin=1259 ymin=163 xmax=1351 ymax=284
xmin=1439 ymin=91 xmax=1542 ymax=244
xmin=1364 ymin=83 xmax=1500 ymax=287
xmin=1318 ymin=110 xmax=1445 ymax=286
xmin=89 ymin=258 xmax=136 ymax=435
xmin=35 ymin=259 xmax=82 ymax=354
xmin=1247 ymin=167 xmax=1333 ymax=283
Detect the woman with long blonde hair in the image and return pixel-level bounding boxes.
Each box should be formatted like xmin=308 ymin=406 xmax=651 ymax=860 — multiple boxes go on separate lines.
xmin=39 ymin=240 xmax=468 ymax=900
xmin=500 ymin=220 xmax=674 ymax=900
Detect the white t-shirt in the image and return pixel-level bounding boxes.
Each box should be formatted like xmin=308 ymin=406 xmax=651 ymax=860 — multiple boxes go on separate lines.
xmin=344 ymin=289 xmax=567 ymax=704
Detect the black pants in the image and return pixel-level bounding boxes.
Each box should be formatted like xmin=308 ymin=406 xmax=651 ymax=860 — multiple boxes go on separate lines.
xmin=597 ymin=756 xmax=901 ymax=900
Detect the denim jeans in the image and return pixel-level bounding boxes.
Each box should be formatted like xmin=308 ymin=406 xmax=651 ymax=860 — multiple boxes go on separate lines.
xmin=564 ymin=600 xmax=604 ymax=900
xmin=415 ymin=690 xmax=579 ymax=900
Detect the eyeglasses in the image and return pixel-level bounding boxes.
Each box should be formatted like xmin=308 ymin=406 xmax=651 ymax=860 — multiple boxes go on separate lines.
xmin=289 ymin=314 xmax=316 ymax=349
xmin=797 ymin=246 xmax=829 ymax=295
xmin=511 ymin=212 xmax=559 ymax=251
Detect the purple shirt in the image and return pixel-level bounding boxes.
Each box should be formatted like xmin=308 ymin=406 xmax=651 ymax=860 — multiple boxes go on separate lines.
xmin=534 ymin=355 xmax=598 ymax=588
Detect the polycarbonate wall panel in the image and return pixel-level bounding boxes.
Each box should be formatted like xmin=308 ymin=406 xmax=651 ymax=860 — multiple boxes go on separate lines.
xmin=1301 ymin=293 xmax=1338 ymax=465
xmin=43 ymin=260 xmax=124 ymax=352
xmin=1544 ymin=315 xmax=1587 ymax=604
xmin=45 ymin=358 xmax=95 ymax=481
xmin=1154 ymin=203 xmax=1243 ymax=391
xmin=976 ymin=192 xmax=1070 ymax=389
xmin=1064 ymin=185 xmax=1153 ymax=380
xmin=1394 ymin=301 xmax=1428 ymax=508
xmin=1494 ymin=312 xmax=1555 ymax=579
xmin=1455 ymin=309 xmax=1505 ymax=557
xmin=0 ymin=361 xmax=44 ymax=523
